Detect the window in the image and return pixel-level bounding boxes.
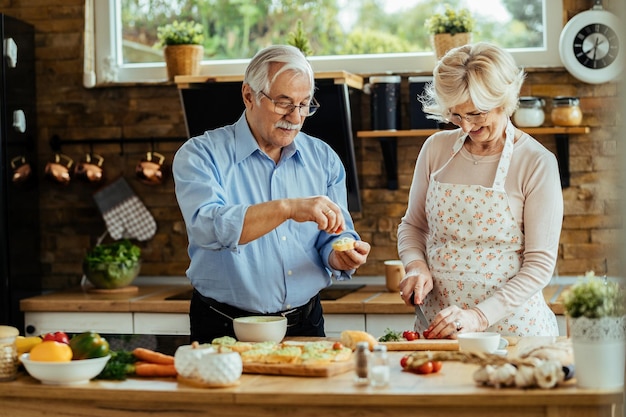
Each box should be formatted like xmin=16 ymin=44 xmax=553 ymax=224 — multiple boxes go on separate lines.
xmin=90 ymin=0 xmax=563 ymax=86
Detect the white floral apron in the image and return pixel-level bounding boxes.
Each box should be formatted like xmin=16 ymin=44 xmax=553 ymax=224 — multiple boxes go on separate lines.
xmin=423 ymin=121 xmax=558 ymax=336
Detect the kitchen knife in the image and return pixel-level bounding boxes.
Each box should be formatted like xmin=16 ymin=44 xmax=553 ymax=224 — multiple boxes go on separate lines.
xmin=410 ymin=292 xmax=430 ymax=332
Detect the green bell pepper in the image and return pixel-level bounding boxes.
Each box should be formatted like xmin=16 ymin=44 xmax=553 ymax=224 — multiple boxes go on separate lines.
xmin=69 ymin=331 xmax=110 ymax=359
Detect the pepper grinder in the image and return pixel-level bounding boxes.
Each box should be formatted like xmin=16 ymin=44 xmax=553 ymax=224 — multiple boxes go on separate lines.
xmin=353 ymin=341 xmax=370 ymax=386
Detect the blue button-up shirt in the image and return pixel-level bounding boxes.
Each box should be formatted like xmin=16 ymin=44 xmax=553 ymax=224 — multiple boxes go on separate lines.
xmin=173 ymin=113 xmax=359 ymax=313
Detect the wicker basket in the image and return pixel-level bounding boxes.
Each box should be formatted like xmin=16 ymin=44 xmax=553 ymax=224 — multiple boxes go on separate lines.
xmin=431 ymin=32 xmax=472 ymax=60
xmin=163 ymin=45 xmax=204 ymax=81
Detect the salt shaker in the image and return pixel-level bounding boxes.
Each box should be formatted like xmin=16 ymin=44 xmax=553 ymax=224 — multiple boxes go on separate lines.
xmin=369 ymin=344 xmax=390 ymax=387
xmin=0 ymin=325 xmax=19 ymax=381
xmin=353 ymin=341 xmax=370 ymax=386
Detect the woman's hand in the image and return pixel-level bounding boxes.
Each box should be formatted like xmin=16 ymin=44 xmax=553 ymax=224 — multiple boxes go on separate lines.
xmin=398 ymin=260 xmax=433 ymax=306
xmin=424 ymin=306 xmax=488 ymax=339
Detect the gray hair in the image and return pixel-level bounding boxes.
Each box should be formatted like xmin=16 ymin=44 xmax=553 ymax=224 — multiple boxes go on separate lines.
xmin=421 ymin=42 xmax=525 ymax=121
xmin=244 ymin=45 xmax=315 ymax=102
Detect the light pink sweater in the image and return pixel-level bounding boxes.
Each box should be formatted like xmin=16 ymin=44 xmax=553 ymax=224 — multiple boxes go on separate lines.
xmin=397 ymin=128 xmax=563 ymax=326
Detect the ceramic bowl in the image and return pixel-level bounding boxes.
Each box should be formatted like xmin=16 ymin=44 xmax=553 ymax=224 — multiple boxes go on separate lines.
xmin=20 ymin=354 xmax=110 ymax=385
xmin=233 ymin=316 xmax=287 ymax=343
xmin=457 ymin=332 xmax=506 ymax=353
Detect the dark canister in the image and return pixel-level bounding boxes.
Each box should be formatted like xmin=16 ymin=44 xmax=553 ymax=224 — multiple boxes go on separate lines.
xmin=408 ymin=76 xmax=438 ymax=129
xmin=368 ymin=75 xmax=401 ymax=130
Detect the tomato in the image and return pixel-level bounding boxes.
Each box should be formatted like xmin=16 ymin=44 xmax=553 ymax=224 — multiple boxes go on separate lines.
xmin=422 ymin=329 xmax=431 ymax=339
xmin=332 ymin=341 xmax=343 ymax=350
xmin=431 ymin=361 xmax=443 ymax=373
xmin=402 ymin=330 xmax=419 ymax=341
xmin=412 ymin=361 xmax=434 ymax=374
xmin=42 ymin=331 xmax=69 ymax=345
xmin=400 ymin=355 xmax=409 ymax=368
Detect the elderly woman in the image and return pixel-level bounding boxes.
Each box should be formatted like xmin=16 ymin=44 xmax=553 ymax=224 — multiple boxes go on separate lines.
xmin=398 ymin=42 xmax=562 ymax=338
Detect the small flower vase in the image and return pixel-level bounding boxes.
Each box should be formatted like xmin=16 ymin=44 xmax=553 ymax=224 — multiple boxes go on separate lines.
xmin=431 ymin=32 xmax=472 ymax=60
xmin=569 ymin=315 xmax=626 ymax=389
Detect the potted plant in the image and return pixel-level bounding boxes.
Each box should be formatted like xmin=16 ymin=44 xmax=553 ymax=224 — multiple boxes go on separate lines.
xmin=156 ymin=20 xmax=205 ymax=81
xmin=287 ymin=19 xmax=314 ymax=57
xmin=425 ymin=5 xmax=475 ymax=59
xmin=562 ymin=271 xmax=626 ymax=389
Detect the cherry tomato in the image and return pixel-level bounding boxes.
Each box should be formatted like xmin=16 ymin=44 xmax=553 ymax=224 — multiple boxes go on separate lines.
xmin=332 ymin=341 xmax=343 ymax=350
xmin=412 ymin=361 xmax=434 ymax=374
xmin=402 ymin=330 xmax=420 ymax=341
xmin=431 ymin=361 xmax=443 ymax=373
xmin=42 ymin=331 xmax=69 ymax=345
xmin=422 ymin=329 xmax=431 ymax=339
xmin=400 ymin=355 xmax=409 ymax=368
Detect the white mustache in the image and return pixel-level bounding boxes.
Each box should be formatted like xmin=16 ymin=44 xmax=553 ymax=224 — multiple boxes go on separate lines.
xmin=275 ymin=120 xmax=302 ymax=131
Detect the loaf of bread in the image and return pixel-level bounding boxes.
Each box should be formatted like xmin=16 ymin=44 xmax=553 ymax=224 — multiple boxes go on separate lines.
xmin=340 ymin=330 xmax=378 ymax=351
xmin=332 ymin=237 xmax=356 ymax=251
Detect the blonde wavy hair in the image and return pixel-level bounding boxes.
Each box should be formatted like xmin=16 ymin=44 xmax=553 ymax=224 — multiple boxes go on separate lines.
xmin=421 ymin=42 xmax=525 ymax=122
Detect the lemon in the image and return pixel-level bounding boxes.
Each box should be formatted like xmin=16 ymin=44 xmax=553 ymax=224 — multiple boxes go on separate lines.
xmin=29 ymin=340 xmax=73 ymax=362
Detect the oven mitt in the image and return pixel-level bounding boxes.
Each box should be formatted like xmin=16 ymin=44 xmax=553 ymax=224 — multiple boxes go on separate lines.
xmin=93 ymin=177 xmax=157 ymax=241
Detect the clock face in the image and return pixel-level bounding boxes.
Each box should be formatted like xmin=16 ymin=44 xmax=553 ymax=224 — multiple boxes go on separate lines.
xmin=573 ymin=23 xmax=618 ymax=69
xmin=559 ymin=9 xmax=623 ymax=84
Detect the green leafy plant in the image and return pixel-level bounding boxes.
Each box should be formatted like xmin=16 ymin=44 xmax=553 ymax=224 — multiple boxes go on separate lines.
xmin=562 ymin=272 xmax=626 ymax=318
xmin=156 ymin=20 xmax=204 ymax=47
xmin=287 ymin=19 xmax=313 ymax=56
xmin=425 ymin=5 xmax=475 ymax=35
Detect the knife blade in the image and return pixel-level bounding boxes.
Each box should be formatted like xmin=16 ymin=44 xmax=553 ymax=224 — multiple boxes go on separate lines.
xmin=410 ymin=292 xmax=430 ymax=332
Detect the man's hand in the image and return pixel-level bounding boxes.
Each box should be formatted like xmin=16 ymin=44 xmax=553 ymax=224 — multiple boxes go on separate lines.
xmin=329 ymin=240 xmax=371 ymax=271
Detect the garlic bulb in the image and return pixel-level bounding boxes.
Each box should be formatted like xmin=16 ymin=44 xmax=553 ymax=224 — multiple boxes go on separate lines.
xmin=489 ymin=363 xmax=517 ymax=388
xmin=534 ymin=360 xmax=564 ymax=389
xmin=514 ymin=364 xmax=537 ymax=388
xmin=473 ymin=364 xmax=494 ymax=385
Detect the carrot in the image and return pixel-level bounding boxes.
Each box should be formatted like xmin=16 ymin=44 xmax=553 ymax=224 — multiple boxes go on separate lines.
xmin=132 ymin=347 xmax=175 ymax=365
xmin=134 ymin=362 xmax=178 ymax=377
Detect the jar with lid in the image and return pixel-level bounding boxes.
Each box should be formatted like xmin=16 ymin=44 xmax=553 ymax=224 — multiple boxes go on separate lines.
xmin=551 ymin=96 xmax=582 ymax=127
xmin=353 ymin=341 xmax=370 ymax=386
xmin=513 ymin=96 xmax=545 ymax=127
xmin=0 ymin=325 xmax=19 ymax=381
xmin=369 ymin=344 xmax=390 ymax=387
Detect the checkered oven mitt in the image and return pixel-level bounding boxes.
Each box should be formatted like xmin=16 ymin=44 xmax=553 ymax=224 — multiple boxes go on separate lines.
xmin=93 ymin=177 xmax=157 ymax=241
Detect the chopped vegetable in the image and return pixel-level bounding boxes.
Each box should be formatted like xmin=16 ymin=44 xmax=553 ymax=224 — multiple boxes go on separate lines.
xmin=96 ymin=350 xmax=136 ymax=380
xmin=83 ymin=239 xmax=141 ymax=270
xmin=378 ymin=328 xmax=403 ymax=342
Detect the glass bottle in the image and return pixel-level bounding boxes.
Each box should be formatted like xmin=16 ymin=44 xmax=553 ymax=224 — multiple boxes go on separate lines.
xmin=513 ymin=96 xmax=545 ymax=127
xmin=551 ymin=96 xmax=582 ymax=126
xmin=369 ymin=344 xmax=390 ymax=387
xmin=0 ymin=326 xmax=19 ymax=382
xmin=353 ymin=341 xmax=370 ymax=386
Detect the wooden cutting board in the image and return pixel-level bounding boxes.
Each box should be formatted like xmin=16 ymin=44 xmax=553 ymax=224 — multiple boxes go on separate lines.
xmin=381 ymin=339 xmax=459 ymax=351
xmin=243 ymin=360 xmax=354 ymax=377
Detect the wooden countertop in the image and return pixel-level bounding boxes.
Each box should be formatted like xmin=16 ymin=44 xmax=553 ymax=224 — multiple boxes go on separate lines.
xmin=20 ymin=283 xmax=567 ymax=315
xmin=1 ymin=349 xmax=622 ymax=417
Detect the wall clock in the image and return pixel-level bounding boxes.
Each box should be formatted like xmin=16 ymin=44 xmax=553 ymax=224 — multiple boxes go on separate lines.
xmin=558 ymin=1 xmax=622 ymax=84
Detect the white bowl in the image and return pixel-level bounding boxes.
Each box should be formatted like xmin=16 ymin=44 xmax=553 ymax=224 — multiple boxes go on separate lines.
xmin=457 ymin=332 xmax=505 ymax=353
xmin=20 ymin=353 xmax=110 ymax=385
xmin=233 ymin=316 xmax=287 ymax=343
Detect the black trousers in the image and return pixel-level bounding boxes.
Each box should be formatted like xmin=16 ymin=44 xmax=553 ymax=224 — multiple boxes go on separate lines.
xmin=189 ymin=289 xmax=325 ymax=344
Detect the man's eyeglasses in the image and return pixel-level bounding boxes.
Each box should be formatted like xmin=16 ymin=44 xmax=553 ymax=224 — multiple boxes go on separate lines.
xmin=260 ymin=91 xmax=320 ymax=117
xmin=449 ymin=110 xmax=489 ymax=125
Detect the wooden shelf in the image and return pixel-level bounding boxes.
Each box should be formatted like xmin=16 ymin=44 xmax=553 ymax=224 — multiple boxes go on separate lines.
xmin=356 ymin=126 xmax=590 ymax=138
xmin=357 ymin=126 xmax=591 ymax=189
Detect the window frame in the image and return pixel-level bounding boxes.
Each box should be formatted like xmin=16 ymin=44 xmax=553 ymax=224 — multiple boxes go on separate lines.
xmin=92 ymin=0 xmax=564 ymax=86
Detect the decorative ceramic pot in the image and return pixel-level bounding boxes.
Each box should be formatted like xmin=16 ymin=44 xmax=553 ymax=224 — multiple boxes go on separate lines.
xmin=569 ymin=315 xmax=626 ymax=389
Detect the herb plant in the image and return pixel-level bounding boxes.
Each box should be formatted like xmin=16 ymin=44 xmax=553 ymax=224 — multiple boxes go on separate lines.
xmin=84 ymin=239 xmax=141 ymax=269
xmin=425 ymin=5 xmax=475 ymax=35
xmin=156 ymin=20 xmax=204 ymax=47
xmin=562 ymin=272 xmax=626 ymax=319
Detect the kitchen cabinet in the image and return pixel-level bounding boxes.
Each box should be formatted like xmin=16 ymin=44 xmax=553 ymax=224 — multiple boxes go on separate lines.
xmin=357 ymin=126 xmax=590 ymax=189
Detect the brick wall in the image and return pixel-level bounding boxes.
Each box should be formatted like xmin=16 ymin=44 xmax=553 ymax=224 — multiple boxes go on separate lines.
xmin=0 ymin=0 xmax=620 ymax=290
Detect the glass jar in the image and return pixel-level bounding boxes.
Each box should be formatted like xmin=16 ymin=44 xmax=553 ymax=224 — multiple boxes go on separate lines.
xmin=513 ymin=96 xmax=545 ymax=127
xmin=353 ymin=341 xmax=370 ymax=386
xmin=551 ymin=96 xmax=582 ymax=126
xmin=0 ymin=326 xmax=19 ymax=381
xmin=369 ymin=344 xmax=389 ymax=387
